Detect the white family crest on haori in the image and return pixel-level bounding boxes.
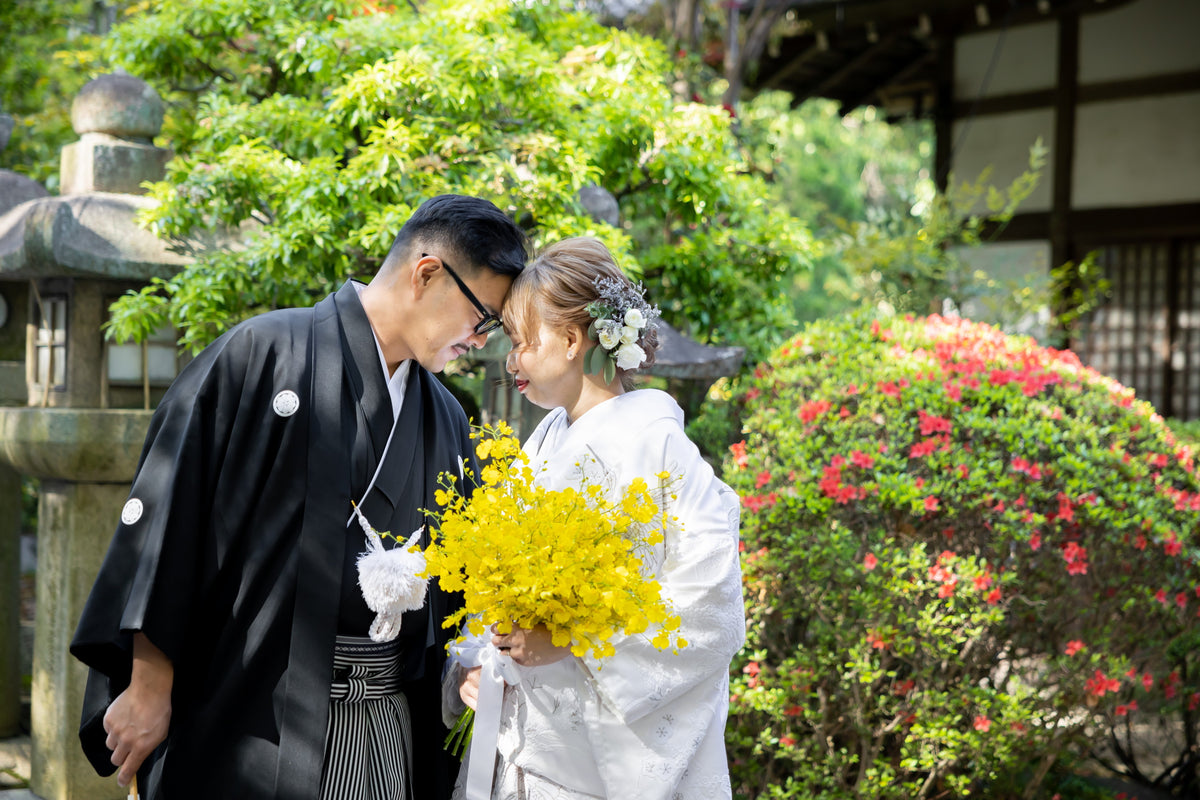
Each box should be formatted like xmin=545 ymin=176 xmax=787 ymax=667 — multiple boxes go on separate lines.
xmin=120 ymin=498 xmax=144 ymax=525
xmin=272 ymin=389 xmax=300 ymax=417
xmin=351 ymin=503 xmax=428 ymax=642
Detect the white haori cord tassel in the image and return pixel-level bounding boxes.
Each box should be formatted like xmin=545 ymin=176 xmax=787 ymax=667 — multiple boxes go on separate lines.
xmin=351 ymin=503 xmax=429 ymax=643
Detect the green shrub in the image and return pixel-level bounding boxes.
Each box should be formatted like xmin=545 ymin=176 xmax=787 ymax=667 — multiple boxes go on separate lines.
xmin=724 ymin=313 xmax=1200 ymax=799
xmin=1166 ymin=418 xmax=1200 ymax=448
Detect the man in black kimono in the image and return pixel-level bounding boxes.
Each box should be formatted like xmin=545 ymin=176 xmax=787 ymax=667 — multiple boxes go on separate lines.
xmin=70 ymin=194 xmax=528 ymax=799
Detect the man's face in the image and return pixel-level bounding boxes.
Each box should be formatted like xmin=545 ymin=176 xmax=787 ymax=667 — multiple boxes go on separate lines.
xmin=415 ymin=257 xmax=514 ymax=373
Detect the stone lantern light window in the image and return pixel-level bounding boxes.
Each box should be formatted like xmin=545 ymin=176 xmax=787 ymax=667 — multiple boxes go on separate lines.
xmin=105 ymin=323 xmax=179 ymax=386
xmin=33 ymin=294 xmax=67 ymax=393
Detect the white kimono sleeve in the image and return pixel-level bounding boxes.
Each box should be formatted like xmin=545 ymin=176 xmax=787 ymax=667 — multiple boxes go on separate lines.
xmin=578 ymin=427 xmax=745 ymax=798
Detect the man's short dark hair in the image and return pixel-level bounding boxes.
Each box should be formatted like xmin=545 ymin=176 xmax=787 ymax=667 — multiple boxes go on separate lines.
xmin=387 ymin=194 xmax=527 ymax=278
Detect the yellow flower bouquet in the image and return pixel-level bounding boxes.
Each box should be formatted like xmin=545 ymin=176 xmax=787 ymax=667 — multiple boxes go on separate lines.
xmin=422 ymin=422 xmax=685 ymax=661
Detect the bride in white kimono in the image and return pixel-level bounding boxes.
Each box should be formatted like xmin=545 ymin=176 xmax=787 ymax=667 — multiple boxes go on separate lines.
xmin=442 ymin=237 xmax=745 ymax=800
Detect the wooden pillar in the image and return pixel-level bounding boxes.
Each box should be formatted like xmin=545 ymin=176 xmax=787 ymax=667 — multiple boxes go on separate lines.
xmin=933 ymin=37 xmax=955 ymax=193
xmin=1050 ymin=12 xmax=1079 ymax=271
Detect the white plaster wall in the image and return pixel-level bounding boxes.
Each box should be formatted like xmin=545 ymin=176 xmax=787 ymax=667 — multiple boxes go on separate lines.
xmin=1073 ymin=92 xmax=1200 ymax=208
xmin=951 ymin=109 xmax=1054 ymax=213
xmin=1080 ymin=0 xmax=1200 ymax=83
xmin=955 ymin=22 xmax=1057 ymax=100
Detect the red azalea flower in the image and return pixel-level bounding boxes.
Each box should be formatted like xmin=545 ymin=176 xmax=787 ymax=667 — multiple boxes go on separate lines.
xmin=924 ymin=496 xmax=940 ymax=513
xmin=1056 ymin=492 xmax=1075 ymax=523
xmin=729 ymin=440 xmax=749 ymax=470
xmin=779 ymin=736 xmax=795 ymax=747
xmin=863 ymin=553 xmax=878 ymax=571
xmin=798 ymin=399 xmax=831 ymax=423
xmin=1065 ymin=640 xmax=1085 ymax=656
xmin=850 ymin=450 xmax=875 ymax=469
xmin=755 ymin=470 xmax=771 ymax=489
xmin=1062 ymin=541 xmax=1088 ymax=575
xmin=909 ymin=438 xmax=939 ymax=458
xmin=917 ymin=410 xmax=952 ymax=435
xmin=1085 ymin=669 xmax=1120 ymax=697
xmin=973 ymin=715 xmax=991 ymax=732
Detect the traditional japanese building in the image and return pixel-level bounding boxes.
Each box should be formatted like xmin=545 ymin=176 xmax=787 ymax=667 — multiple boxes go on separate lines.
xmin=751 ymin=0 xmax=1200 ymax=418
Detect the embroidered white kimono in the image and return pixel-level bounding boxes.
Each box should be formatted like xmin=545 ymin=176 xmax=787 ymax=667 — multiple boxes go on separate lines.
xmin=447 ymin=389 xmax=745 ymax=800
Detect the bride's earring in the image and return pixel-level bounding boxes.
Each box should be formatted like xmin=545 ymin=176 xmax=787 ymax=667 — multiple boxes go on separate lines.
xmin=567 ymin=349 xmax=576 ymax=360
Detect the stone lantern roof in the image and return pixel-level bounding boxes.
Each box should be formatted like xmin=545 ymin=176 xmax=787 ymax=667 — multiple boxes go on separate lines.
xmin=0 ymin=73 xmax=184 ymax=281
xmin=645 ymin=320 xmax=744 ymax=380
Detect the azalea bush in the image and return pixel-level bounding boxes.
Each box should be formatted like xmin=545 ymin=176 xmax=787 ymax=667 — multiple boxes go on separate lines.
xmin=724 ymin=313 xmax=1200 ymax=798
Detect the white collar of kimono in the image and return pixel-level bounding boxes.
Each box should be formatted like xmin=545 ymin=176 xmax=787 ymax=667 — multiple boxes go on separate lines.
xmin=525 ymin=388 xmax=684 ymax=463
xmin=352 ymin=281 xmax=410 ymax=423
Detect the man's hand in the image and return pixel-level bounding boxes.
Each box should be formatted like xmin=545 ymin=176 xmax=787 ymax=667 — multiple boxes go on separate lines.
xmin=492 ymin=624 xmax=572 ymax=667
xmin=459 ymin=666 xmax=482 ymax=711
xmin=103 ymin=632 xmax=173 ymax=787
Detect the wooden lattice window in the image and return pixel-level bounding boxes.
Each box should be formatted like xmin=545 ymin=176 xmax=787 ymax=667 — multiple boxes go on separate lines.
xmin=1075 ymin=239 xmax=1199 ymax=421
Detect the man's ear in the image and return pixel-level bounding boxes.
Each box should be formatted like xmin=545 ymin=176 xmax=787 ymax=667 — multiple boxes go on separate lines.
xmin=409 ymin=253 xmax=441 ymax=298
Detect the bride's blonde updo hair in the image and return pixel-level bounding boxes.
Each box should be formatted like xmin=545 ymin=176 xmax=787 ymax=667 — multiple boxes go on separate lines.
xmin=504 ymin=237 xmax=659 ymax=390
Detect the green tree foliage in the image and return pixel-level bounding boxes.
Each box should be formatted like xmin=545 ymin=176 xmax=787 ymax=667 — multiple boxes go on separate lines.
xmin=0 ymin=0 xmax=116 ymax=188
xmin=99 ymin=0 xmax=813 ymax=356
xmin=738 ymin=93 xmax=934 ymax=324
xmin=724 ymin=313 xmax=1200 ymax=798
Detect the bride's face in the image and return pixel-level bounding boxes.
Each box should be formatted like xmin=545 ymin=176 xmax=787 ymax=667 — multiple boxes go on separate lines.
xmin=505 ymin=320 xmax=582 ymax=411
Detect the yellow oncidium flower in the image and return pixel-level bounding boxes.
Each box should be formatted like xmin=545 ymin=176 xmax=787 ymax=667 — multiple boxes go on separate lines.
xmin=421 ymin=421 xmax=685 ymax=661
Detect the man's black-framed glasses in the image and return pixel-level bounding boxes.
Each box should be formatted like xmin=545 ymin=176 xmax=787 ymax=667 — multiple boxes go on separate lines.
xmin=428 ymin=254 xmax=503 ymax=335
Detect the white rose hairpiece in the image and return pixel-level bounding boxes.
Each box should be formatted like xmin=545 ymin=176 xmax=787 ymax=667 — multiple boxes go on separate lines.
xmin=584 ymin=275 xmax=661 ymax=383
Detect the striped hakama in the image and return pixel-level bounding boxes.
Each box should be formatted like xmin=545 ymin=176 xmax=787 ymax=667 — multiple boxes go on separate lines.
xmin=319 ymin=635 xmax=413 ymax=800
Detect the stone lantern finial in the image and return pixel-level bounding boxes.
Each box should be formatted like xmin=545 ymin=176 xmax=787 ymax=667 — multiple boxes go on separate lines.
xmin=60 ymin=73 xmax=171 ymax=196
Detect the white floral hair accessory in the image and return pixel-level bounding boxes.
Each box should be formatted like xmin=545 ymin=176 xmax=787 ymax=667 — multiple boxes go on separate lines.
xmin=584 ymin=275 xmax=660 ymax=383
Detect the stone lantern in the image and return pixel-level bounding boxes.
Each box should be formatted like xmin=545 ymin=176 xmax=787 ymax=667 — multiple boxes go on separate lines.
xmin=0 ymin=74 xmax=188 ymax=800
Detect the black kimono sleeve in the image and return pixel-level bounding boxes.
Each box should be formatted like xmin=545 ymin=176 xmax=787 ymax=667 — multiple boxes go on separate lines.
xmin=70 ymin=324 xmax=257 ymax=775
